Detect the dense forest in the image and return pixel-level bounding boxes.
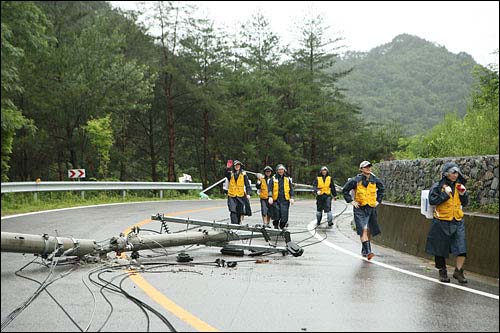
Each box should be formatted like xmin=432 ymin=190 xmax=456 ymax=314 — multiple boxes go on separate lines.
xmin=336 ymin=34 xmax=478 ymax=135
xmin=395 ymin=63 xmax=499 ymax=159
xmin=2 ymin=1 xmax=498 ymax=188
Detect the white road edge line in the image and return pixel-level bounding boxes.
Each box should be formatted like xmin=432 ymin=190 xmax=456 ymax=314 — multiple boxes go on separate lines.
xmin=307 ymin=220 xmax=499 ymax=300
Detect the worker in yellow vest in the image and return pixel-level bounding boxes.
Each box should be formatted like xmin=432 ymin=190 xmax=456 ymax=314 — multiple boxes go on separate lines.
xmin=256 ymin=166 xmax=274 ymax=228
xmin=342 ymin=160 xmax=385 ymax=260
xmin=267 ymin=164 xmax=294 ymax=230
xmin=225 ymin=159 xmax=252 ymax=225
xmin=313 ymin=166 xmax=338 ymax=227
xmin=425 ymin=162 xmax=469 ymax=284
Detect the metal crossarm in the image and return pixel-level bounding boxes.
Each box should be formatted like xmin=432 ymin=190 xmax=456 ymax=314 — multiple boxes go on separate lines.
xmin=151 ymin=214 xmax=285 ymax=237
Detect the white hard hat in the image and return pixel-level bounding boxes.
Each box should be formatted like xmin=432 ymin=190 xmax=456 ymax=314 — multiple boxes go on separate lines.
xmin=359 ymin=161 xmax=372 ymax=168
xmin=276 ymin=164 xmax=287 ymax=172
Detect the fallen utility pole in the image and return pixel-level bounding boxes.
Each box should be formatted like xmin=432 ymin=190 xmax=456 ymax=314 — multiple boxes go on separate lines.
xmin=1 ymin=232 xmax=99 ymax=258
xmin=1 ymin=213 xmax=304 ymax=259
xmin=0 ymin=230 xmax=243 ymax=259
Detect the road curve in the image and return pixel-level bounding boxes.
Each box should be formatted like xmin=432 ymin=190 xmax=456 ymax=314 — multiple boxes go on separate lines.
xmin=1 ymin=199 xmax=498 ymax=332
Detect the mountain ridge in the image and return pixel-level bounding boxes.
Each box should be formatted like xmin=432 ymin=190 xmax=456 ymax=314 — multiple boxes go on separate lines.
xmin=335 ymin=33 xmax=479 ymax=135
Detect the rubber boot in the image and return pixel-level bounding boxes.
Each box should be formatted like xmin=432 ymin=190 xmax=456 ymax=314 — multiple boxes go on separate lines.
xmin=366 ymin=241 xmax=374 ymax=260
xmin=361 ymin=241 xmax=368 ymax=257
xmin=230 ymin=212 xmax=239 ymax=225
xmin=439 ymin=269 xmax=450 ymax=283
xmin=316 ymin=212 xmax=322 ymax=226
xmin=327 ymin=211 xmax=333 ymax=226
xmin=453 ymin=268 xmax=468 ymax=284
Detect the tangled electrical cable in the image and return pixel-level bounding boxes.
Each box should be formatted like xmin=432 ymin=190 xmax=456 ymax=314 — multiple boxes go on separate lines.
xmin=1 ymin=199 xmax=348 ymax=332
xmin=85 ymin=263 xmax=178 ymax=332
xmin=290 ymin=200 xmax=350 ymax=249
xmin=1 ymin=251 xmax=80 ymax=331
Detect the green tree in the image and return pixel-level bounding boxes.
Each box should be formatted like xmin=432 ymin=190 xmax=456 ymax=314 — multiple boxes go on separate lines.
xmin=232 ymin=10 xmax=291 ymax=170
xmin=83 ymin=115 xmax=114 ymax=178
xmin=290 ymin=11 xmax=360 ymax=182
xmin=177 ymin=17 xmax=232 ymax=186
xmin=96 ymin=7 xmax=159 ymax=181
xmin=10 ymin=2 xmax=155 ymax=181
xmin=394 ymin=62 xmax=499 ymax=159
xmin=142 ymin=1 xmax=193 ymax=181
xmin=336 ymin=34 xmax=477 ymax=135
xmin=1 ymin=1 xmax=50 ymax=181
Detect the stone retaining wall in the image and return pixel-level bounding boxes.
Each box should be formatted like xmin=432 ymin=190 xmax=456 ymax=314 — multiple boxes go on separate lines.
xmin=374 ymin=155 xmax=499 ymax=209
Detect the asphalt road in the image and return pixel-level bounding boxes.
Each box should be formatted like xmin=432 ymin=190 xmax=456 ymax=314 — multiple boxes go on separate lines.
xmin=1 ymin=199 xmax=499 ymax=332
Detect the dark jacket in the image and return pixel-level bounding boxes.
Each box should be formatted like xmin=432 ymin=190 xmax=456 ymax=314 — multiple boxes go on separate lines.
xmin=342 ymin=173 xmax=385 ymax=204
xmin=429 ymin=177 xmax=469 ymax=208
xmin=255 ymin=176 xmax=272 ymax=189
xmin=225 ymin=168 xmax=252 ymax=196
xmin=312 ymin=171 xmax=338 ymax=197
xmin=267 ymin=173 xmax=294 ymax=201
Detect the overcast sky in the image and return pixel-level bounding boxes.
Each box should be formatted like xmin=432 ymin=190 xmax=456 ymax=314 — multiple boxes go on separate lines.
xmin=109 ymin=1 xmax=499 ymax=67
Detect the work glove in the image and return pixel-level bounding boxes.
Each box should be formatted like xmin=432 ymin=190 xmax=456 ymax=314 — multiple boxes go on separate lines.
xmin=316 ymin=190 xmax=321 ymax=195
xmin=443 ymin=185 xmax=452 ymax=195
xmin=290 ymin=198 xmax=295 ymax=205
xmin=351 ymin=201 xmax=360 ymax=209
xmin=226 ymin=159 xmax=233 ymax=168
xmin=374 ymin=201 xmax=379 ymax=207
xmin=268 ymin=198 xmax=273 ymax=205
xmin=457 ymin=184 xmax=466 ymax=195
xmin=246 ymin=194 xmax=251 ymax=200
xmin=257 ymin=180 xmax=261 ymax=185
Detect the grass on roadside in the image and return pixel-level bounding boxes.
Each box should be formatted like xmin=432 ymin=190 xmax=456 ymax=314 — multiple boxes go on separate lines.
xmin=1 ymin=190 xmax=200 ymax=217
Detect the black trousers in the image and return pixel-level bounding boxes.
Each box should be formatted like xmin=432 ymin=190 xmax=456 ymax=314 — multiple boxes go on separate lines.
xmin=227 ymin=196 xmax=252 ymax=224
xmin=271 ymin=200 xmax=290 ymax=229
xmin=316 ymin=194 xmax=332 ymax=212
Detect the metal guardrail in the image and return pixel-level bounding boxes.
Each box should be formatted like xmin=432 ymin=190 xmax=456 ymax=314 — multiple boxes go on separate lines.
xmin=253 ymin=183 xmax=343 ymax=193
xmin=1 ymin=181 xmax=202 ymax=199
xmin=249 ymin=184 xmax=315 ymax=192
xmin=1 ymin=181 xmax=339 ymax=197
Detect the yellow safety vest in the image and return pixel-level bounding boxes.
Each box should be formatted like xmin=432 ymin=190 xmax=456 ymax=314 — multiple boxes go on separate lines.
xmin=259 ymin=178 xmax=269 ymax=199
xmin=317 ymin=176 xmax=331 ymax=195
xmin=272 ymin=176 xmax=290 ymax=201
xmin=228 ymin=171 xmax=246 ymax=197
xmin=434 ymin=183 xmax=465 ymax=221
xmin=355 ymin=181 xmax=377 ymax=207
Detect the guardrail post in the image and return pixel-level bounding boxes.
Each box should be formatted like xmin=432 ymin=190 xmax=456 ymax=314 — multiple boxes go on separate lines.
xmin=122 ymin=190 xmax=126 ymax=199
xmin=81 ymin=191 xmax=85 ymax=199
xmin=160 ymin=190 xmax=163 ymax=199
xmin=34 ymin=192 xmax=38 ymax=201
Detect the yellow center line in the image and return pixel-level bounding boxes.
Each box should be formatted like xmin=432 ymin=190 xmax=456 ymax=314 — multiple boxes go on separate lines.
xmin=128 ymin=273 xmax=219 ymax=332
xmin=122 ymin=205 xmax=225 ymax=332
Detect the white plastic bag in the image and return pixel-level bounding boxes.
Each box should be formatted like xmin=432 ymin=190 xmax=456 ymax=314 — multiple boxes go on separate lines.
xmin=420 ymin=190 xmax=434 ymax=219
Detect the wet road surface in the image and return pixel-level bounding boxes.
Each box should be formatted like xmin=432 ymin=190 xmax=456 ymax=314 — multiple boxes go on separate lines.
xmin=1 ymin=199 xmax=498 ymax=331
